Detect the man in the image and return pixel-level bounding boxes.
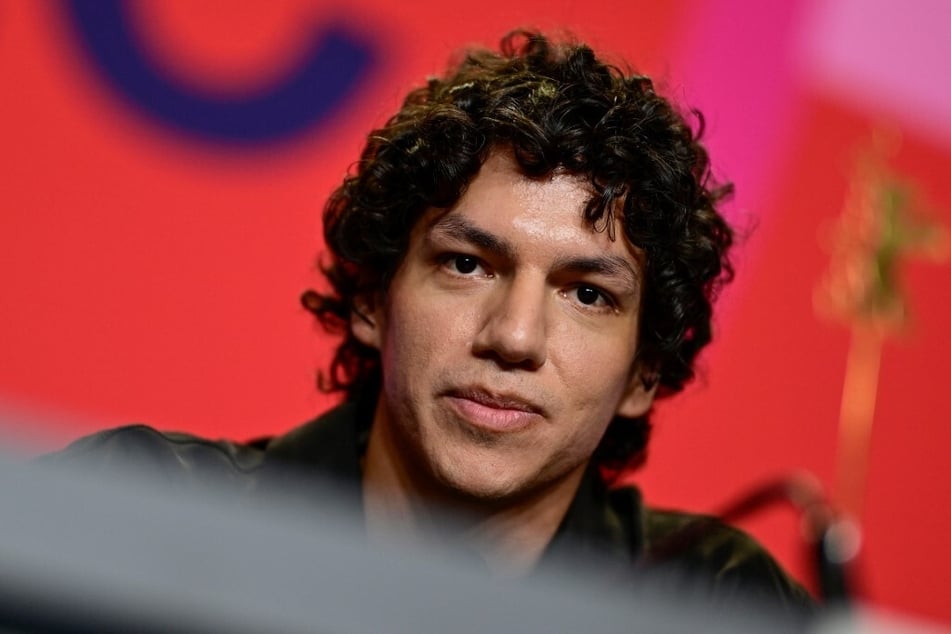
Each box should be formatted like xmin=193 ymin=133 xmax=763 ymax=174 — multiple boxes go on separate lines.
xmin=48 ymin=31 xmax=811 ymax=610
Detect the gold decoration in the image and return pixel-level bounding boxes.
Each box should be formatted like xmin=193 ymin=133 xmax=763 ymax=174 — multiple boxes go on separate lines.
xmin=814 ymin=129 xmax=947 ymax=519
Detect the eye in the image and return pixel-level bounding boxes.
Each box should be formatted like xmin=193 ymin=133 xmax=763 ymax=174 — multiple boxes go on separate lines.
xmin=439 ymin=253 xmax=489 ymax=277
xmin=576 ymin=286 xmax=601 ymax=305
xmin=568 ymin=285 xmax=615 ymax=309
xmin=452 ymin=255 xmax=480 ymax=274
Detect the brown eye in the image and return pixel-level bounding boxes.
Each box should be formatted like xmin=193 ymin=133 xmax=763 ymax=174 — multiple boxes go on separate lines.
xmin=576 ymin=286 xmax=601 ymax=305
xmin=453 ymin=255 xmax=480 ymax=274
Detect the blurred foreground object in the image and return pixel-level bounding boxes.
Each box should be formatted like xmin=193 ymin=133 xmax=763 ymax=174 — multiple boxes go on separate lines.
xmin=2 ymin=444 xmax=810 ymax=634
xmin=7 ymin=439 xmax=948 ymax=632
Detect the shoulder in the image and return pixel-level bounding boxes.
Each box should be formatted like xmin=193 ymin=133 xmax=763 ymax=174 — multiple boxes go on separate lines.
xmin=34 ymin=402 xmax=365 ymax=488
xmin=640 ymin=505 xmax=815 ymax=612
xmin=37 ymin=424 xmax=267 ymax=487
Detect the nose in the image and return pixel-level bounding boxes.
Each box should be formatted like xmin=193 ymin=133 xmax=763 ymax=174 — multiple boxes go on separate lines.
xmin=472 ymin=276 xmax=547 ymax=370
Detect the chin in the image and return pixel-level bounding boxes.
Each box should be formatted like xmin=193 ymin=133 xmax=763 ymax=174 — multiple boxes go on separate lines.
xmin=428 ymin=460 xmax=521 ymax=502
xmin=432 ymin=458 xmax=560 ymax=507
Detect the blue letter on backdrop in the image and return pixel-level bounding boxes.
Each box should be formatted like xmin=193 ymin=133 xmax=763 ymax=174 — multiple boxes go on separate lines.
xmin=65 ymin=1 xmax=376 ymax=145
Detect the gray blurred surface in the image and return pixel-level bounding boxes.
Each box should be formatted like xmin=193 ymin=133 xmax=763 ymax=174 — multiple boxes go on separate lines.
xmin=0 ymin=419 xmax=940 ymax=632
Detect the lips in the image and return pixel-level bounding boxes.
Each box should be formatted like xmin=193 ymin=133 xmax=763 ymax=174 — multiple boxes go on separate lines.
xmin=444 ymin=387 xmax=545 ymax=432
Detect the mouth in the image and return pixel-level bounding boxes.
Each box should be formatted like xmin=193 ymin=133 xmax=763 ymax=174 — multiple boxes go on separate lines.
xmin=444 ymin=387 xmax=545 ymax=433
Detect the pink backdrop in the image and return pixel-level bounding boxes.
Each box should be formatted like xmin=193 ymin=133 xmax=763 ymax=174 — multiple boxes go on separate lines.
xmin=2 ymin=0 xmax=950 ymax=622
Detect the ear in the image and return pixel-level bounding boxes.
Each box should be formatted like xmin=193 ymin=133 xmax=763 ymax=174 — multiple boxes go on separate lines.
xmin=615 ymin=365 xmax=659 ymax=418
xmin=350 ymin=292 xmax=384 ymax=351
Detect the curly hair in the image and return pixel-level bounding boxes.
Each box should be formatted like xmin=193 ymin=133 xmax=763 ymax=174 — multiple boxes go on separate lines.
xmin=302 ymin=30 xmax=734 ymax=471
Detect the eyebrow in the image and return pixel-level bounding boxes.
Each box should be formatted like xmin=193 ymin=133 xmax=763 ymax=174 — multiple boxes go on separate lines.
xmin=552 ymin=254 xmax=640 ymax=291
xmin=429 ymin=214 xmax=640 ymax=291
xmin=429 ymin=215 xmax=517 ymax=260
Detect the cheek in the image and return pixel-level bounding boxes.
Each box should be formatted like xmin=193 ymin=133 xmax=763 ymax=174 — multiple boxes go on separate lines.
xmin=380 ymin=293 xmax=475 ymax=391
xmin=550 ymin=321 xmax=636 ymax=411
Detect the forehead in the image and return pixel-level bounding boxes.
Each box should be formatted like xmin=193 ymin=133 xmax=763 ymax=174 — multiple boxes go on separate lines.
xmin=422 ymin=152 xmax=640 ymax=265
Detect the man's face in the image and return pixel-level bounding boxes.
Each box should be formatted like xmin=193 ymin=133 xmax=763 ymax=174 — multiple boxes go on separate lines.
xmin=353 ymin=151 xmax=655 ymax=504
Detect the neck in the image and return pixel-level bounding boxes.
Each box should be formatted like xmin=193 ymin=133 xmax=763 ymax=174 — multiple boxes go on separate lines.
xmin=361 ymin=404 xmax=584 ymax=576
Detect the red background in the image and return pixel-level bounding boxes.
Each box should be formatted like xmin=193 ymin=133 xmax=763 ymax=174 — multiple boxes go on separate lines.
xmin=2 ymin=0 xmax=949 ymax=622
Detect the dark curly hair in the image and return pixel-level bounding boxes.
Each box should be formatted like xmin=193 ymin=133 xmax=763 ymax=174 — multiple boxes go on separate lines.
xmin=302 ymin=30 xmax=734 ymax=471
